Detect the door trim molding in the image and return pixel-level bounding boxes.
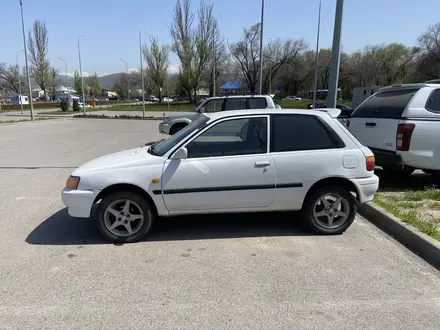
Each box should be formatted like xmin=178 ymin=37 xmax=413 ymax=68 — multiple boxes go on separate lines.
xmin=152 ymin=182 xmax=303 ymax=195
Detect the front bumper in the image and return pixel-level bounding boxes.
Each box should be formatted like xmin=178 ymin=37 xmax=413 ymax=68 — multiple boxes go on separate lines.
xmin=158 ymin=121 xmax=171 ymax=135
xmin=350 ymin=175 xmax=379 ymax=204
xmin=61 ymin=188 xmax=100 ymax=218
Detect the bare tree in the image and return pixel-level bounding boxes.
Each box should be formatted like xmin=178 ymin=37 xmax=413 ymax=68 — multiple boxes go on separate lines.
xmin=417 ymin=23 xmax=440 ymax=79
xmin=0 ymin=63 xmax=21 ymax=93
xmin=262 ymin=38 xmax=308 ymax=93
xmin=170 ymin=0 xmax=215 ymax=102
xmin=143 ymin=37 xmax=169 ymax=101
xmin=27 ymin=20 xmax=50 ymax=98
xmin=229 ymin=23 xmax=261 ymax=93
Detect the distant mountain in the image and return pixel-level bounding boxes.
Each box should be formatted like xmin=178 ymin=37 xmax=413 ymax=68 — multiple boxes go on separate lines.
xmin=55 ymin=72 xmax=124 ymax=90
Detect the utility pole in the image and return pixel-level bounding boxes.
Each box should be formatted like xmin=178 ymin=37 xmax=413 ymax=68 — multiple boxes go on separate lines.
xmin=78 ymin=34 xmax=88 ymax=114
xmin=19 ymin=0 xmax=34 ymax=120
xmin=328 ymin=0 xmax=344 ymax=108
xmin=16 ymin=49 xmax=24 ymax=115
xmin=258 ymin=0 xmax=265 ymax=94
xmin=139 ymin=29 xmax=146 ymax=118
xmin=312 ymin=1 xmax=322 ymax=109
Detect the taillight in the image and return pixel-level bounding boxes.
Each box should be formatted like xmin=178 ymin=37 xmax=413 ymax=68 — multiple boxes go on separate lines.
xmin=366 ymin=155 xmax=375 ymax=171
xmin=396 ymin=124 xmax=415 ymax=151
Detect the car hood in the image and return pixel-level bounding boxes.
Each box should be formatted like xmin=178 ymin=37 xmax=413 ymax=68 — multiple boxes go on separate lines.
xmin=72 ymin=146 xmax=164 ymax=175
xmin=166 ymin=112 xmax=201 ymax=121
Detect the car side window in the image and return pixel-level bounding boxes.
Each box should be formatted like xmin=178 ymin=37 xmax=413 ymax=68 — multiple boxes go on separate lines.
xmin=425 ymin=89 xmax=440 ymax=113
xmin=247 ymin=97 xmax=267 ymax=109
xmin=203 ymin=99 xmax=223 ymax=112
xmin=270 ymin=114 xmax=339 ymax=152
xmin=186 ymin=117 xmax=267 ymax=158
xmin=224 ymin=98 xmax=246 ymax=111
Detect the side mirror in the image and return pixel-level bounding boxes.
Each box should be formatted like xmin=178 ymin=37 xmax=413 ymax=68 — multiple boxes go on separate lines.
xmin=171 ymin=147 xmax=188 ymax=160
xmin=198 ymin=107 xmax=206 ymax=113
xmin=275 ymin=104 xmax=281 ymax=109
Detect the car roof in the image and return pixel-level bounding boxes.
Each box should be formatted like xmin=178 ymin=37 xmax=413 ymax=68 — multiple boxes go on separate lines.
xmin=206 ymin=95 xmax=269 ymax=100
xmin=379 ymin=83 xmax=440 ymax=92
xmin=204 ymin=108 xmax=339 ymax=120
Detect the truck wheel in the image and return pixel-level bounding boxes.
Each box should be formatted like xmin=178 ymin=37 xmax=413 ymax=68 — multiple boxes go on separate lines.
xmin=170 ymin=123 xmax=187 ymax=135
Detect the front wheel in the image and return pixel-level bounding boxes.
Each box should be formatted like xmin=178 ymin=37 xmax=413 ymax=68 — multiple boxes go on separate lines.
xmin=96 ymin=191 xmax=154 ymax=243
xmin=303 ymin=186 xmax=357 ymax=235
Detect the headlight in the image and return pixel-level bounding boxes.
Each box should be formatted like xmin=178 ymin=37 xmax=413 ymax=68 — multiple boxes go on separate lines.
xmin=66 ymin=176 xmax=80 ymax=190
xmin=163 ymin=117 xmax=170 ymax=123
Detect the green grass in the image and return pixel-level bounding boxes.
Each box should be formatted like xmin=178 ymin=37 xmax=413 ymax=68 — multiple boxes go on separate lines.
xmin=42 ymin=108 xmax=103 ymax=115
xmin=0 ymin=118 xmax=59 ymax=125
xmin=403 ymin=188 xmax=440 ymax=201
xmin=374 ymin=198 xmax=440 ymax=241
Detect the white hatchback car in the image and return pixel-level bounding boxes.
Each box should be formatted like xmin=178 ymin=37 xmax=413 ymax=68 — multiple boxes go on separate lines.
xmin=62 ymin=109 xmax=379 ymax=243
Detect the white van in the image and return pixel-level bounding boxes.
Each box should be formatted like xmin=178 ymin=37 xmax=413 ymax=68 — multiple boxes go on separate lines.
xmin=348 ymin=83 xmax=440 ymax=180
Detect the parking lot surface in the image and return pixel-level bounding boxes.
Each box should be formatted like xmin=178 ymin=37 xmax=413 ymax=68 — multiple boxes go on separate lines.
xmin=0 ymin=119 xmax=439 ymax=329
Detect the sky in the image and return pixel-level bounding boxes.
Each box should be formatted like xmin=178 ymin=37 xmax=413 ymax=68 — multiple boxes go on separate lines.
xmin=1 ymin=0 xmax=440 ymax=76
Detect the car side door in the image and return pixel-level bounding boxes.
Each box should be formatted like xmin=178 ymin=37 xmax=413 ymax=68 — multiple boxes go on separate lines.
xmin=160 ymin=115 xmax=276 ymax=213
xmin=269 ymin=114 xmax=347 ymax=210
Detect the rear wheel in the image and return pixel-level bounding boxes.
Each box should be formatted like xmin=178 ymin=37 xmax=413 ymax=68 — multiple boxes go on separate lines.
xmin=303 ymin=186 xmax=357 ymax=235
xmin=96 ymin=191 xmax=154 ymax=243
xmin=170 ymin=123 xmax=187 ymax=135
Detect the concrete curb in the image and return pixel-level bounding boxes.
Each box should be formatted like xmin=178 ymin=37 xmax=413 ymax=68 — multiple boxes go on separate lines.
xmin=358 ymin=202 xmax=440 ymax=269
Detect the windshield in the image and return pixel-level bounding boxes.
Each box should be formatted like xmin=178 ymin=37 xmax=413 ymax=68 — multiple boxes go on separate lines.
xmin=152 ymin=115 xmax=210 ymax=156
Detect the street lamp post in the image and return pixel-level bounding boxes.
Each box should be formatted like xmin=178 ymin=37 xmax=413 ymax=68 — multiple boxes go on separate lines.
xmin=120 ymin=58 xmax=131 ymax=108
xmin=16 ymin=49 xmax=24 ymax=115
xmin=19 ymin=0 xmax=34 ymax=120
xmin=77 ymin=34 xmax=88 ymax=114
xmin=313 ymin=1 xmax=322 ymax=109
xmin=258 ymin=0 xmax=265 ymax=94
xmin=58 ymin=57 xmax=68 ymax=93
xmin=139 ymin=27 xmax=146 ymax=118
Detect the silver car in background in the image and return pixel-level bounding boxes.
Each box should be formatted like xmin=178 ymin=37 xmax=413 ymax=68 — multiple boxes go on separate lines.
xmin=159 ymin=95 xmax=278 ymax=135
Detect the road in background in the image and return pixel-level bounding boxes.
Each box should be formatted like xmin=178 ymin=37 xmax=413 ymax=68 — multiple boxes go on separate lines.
xmin=0 ymin=119 xmax=439 ymax=329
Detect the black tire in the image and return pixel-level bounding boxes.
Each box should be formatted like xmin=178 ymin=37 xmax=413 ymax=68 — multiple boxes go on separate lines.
xmin=382 ymin=166 xmax=415 ymax=177
xmin=432 ymin=171 xmax=440 ymax=185
xmin=303 ymin=186 xmax=357 ymax=235
xmin=96 ymin=191 xmax=155 ymax=243
xmin=170 ymin=123 xmax=187 ymax=135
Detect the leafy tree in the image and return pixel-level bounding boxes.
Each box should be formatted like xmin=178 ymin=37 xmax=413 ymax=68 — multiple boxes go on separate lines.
xmin=143 ymin=37 xmax=169 ymax=101
xmin=88 ymin=73 xmax=102 ymax=98
xmin=48 ymin=67 xmax=59 ymax=100
xmin=27 ymin=20 xmax=50 ymax=97
xmin=170 ymin=0 xmax=216 ymax=103
xmin=74 ymin=71 xmax=86 ymax=95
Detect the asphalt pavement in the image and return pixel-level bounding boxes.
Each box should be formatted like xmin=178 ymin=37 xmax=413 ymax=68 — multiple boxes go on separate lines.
xmin=0 ymin=119 xmax=439 ymax=329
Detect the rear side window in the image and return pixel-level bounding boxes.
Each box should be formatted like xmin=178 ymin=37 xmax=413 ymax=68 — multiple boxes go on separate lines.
xmin=270 ymin=114 xmax=340 ymax=152
xmin=203 ymin=99 xmax=223 ymax=112
xmin=351 ymin=88 xmax=420 ymax=119
xmin=224 ymin=98 xmax=246 ymax=111
xmin=247 ymin=97 xmax=267 ymax=109
xmin=426 ymin=89 xmax=440 ymax=113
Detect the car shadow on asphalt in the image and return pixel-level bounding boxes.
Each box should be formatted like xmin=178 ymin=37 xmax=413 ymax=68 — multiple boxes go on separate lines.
xmin=25 ymin=208 xmax=316 ymax=245
xmin=376 ymin=169 xmax=436 ymax=192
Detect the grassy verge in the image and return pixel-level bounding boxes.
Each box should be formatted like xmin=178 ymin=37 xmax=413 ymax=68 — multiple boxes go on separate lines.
xmin=0 ymin=118 xmax=59 ymax=125
xmin=374 ymin=188 xmax=440 ymax=241
xmin=41 ymin=108 xmax=103 ymax=115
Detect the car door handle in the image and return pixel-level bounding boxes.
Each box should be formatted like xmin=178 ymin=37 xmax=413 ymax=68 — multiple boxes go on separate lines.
xmin=365 ymin=122 xmax=377 ymax=127
xmin=255 ymin=161 xmax=270 ymax=167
